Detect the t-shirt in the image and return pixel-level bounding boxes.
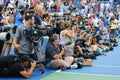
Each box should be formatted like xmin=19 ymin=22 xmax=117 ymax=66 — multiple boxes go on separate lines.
xmin=14 ymin=13 xmax=23 ymax=27
xmin=105 ymin=3 xmax=110 ymax=10
xmin=0 ymin=62 xmax=25 ymax=77
xmin=15 ymin=24 xmax=32 ymax=54
xmin=93 ymin=18 xmax=99 ymax=27
xmin=45 ymin=42 xmax=60 ymax=62
xmin=100 ymin=2 xmax=104 ymax=9
xmin=8 ymin=62 xmax=25 ymax=77
xmin=104 ymin=19 xmax=109 ymax=26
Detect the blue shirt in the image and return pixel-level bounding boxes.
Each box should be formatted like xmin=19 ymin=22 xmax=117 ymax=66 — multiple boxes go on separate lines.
xmin=60 ymin=5 xmax=64 ymax=12
xmin=34 ymin=13 xmax=42 ymax=26
xmin=104 ymin=19 xmax=109 ymax=26
xmin=14 ymin=13 xmax=23 ymax=27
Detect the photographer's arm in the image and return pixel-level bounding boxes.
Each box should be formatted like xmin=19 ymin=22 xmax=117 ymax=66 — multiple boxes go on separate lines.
xmin=65 ymin=28 xmax=75 ymax=38
xmin=20 ymin=61 xmax=36 ymax=78
xmin=53 ymin=48 xmax=64 ymax=60
xmin=85 ymin=37 xmax=91 ymax=46
xmin=13 ymin=37 xmax=21 ymax=50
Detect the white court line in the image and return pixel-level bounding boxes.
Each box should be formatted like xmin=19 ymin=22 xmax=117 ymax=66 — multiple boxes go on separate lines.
xmin=55 ymin=64 xmax=120 ymax=77
xmin=93 ymin=65 xmax=120 ymax=68
xmin=55 ymin=71 xmax=120 ymax=78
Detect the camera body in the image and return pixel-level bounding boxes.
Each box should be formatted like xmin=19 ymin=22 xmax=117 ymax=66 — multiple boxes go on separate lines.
xmin=0 ymin=26 xmax=12 ymax=32
xmin=23 ymin=26 xmax=53 ymax=43
xmin=59 ymin=41 xmax=72 ymax=51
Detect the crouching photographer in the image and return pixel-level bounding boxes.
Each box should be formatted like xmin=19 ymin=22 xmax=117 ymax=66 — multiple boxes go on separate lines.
xmin=0 ymin=55 xmax=36 ymax=78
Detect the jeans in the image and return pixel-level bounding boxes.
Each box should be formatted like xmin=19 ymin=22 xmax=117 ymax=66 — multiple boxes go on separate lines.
xmin=38 ymin=36 xmax=49 ymax=54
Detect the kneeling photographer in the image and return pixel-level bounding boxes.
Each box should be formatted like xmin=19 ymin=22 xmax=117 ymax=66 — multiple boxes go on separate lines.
xmin=0 ymin=55 xmax=36 ymax=78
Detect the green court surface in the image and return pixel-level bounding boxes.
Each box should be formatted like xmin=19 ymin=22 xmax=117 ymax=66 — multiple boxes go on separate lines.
xmin=41 ymin=72 xmax=120 ymax=80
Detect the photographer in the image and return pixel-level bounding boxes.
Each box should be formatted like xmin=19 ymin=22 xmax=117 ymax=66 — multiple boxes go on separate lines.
xmin=13 ymin=15 xmax=34 ymax=57
xmin=34 ymin=5 xmax=44 ymax=27
xmin=0 ymin=55 xmax=36 ymax=78
xmin=45 ymin=34 xmax=79 ymax=69
xmin=34 ymin=5 xmax=49 ymax=56
xmin=60 ymin=22 xmax=75 ymax=57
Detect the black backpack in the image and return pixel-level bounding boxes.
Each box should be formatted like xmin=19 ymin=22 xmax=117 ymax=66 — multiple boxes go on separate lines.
xmin=0 ymin=55 xmax=20 ymax=68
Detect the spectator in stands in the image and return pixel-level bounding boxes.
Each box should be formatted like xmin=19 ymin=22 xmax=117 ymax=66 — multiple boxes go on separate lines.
xmin=13 ymin=6 xmax=26 ymax=34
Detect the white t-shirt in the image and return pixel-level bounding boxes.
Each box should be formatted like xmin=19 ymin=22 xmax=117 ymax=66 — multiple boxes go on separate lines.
xmin=109 ymin=12 xmax=114 ymax=19
xmin=48 ymin=0 xmax=54 ymax=7
xmin=105 ymin=3 xmax=110 ymax=9
xmin=93 ymin=17 xmax=99 ymax=27
xmin=84 ymin=5 xmax=88 ymax=14
xmin=99 ymin=11 xmax=103 ymax=17
xmin=100 ymin=2 xmax=104 ymax=9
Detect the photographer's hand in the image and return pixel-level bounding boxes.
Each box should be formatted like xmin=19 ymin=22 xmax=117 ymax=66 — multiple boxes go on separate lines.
xmin=53 ymin=47 xmax=65 ymax=60
xmin=19 ymin=61 xmax=36 ymax=78
xmin=61 ymin=47 xmax=65 ymax=53
xmin=30 ymin=61 xmax=36 ymax=68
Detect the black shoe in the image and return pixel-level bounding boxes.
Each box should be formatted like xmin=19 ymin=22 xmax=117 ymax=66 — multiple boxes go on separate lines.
xmin=109 ymin=47 xmax=114 ymax=51
xmin=77 ymin=61 xmax=83 ymax=68
xmin=89 ymin=54 xmax=96 ymax=59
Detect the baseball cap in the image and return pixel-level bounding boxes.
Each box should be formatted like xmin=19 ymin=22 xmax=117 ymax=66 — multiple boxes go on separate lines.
xmin=20 ymin=55 xmax=33 ymax=62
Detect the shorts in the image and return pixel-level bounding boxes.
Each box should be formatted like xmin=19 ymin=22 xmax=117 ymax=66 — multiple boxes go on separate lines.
xmin=45 ymin=60 xmax=61 ymax=69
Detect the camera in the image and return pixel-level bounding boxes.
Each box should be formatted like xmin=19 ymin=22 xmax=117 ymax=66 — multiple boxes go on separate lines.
xmin=59 ymin=41 xmax=72 ymax=51
xmin=23 ymin=26 xmax=53 ymax=43
xmin=0 ymin=26 xmax=12 ymax=41
xmin=0 ymin=26 xmax=12 ymax=32
xmin=25 ymin=59 xmax=45 ymax=75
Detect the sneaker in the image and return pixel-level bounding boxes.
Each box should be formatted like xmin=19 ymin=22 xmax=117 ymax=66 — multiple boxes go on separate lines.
xmin=71 ymin=63 xmax=78 ymax=69
xmin=77 ymin=61 xmax=83 ymax=68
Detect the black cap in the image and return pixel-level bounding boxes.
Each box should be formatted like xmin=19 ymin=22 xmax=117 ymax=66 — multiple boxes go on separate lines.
xmin=20 ymin=55 xmax=33 ymax=62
